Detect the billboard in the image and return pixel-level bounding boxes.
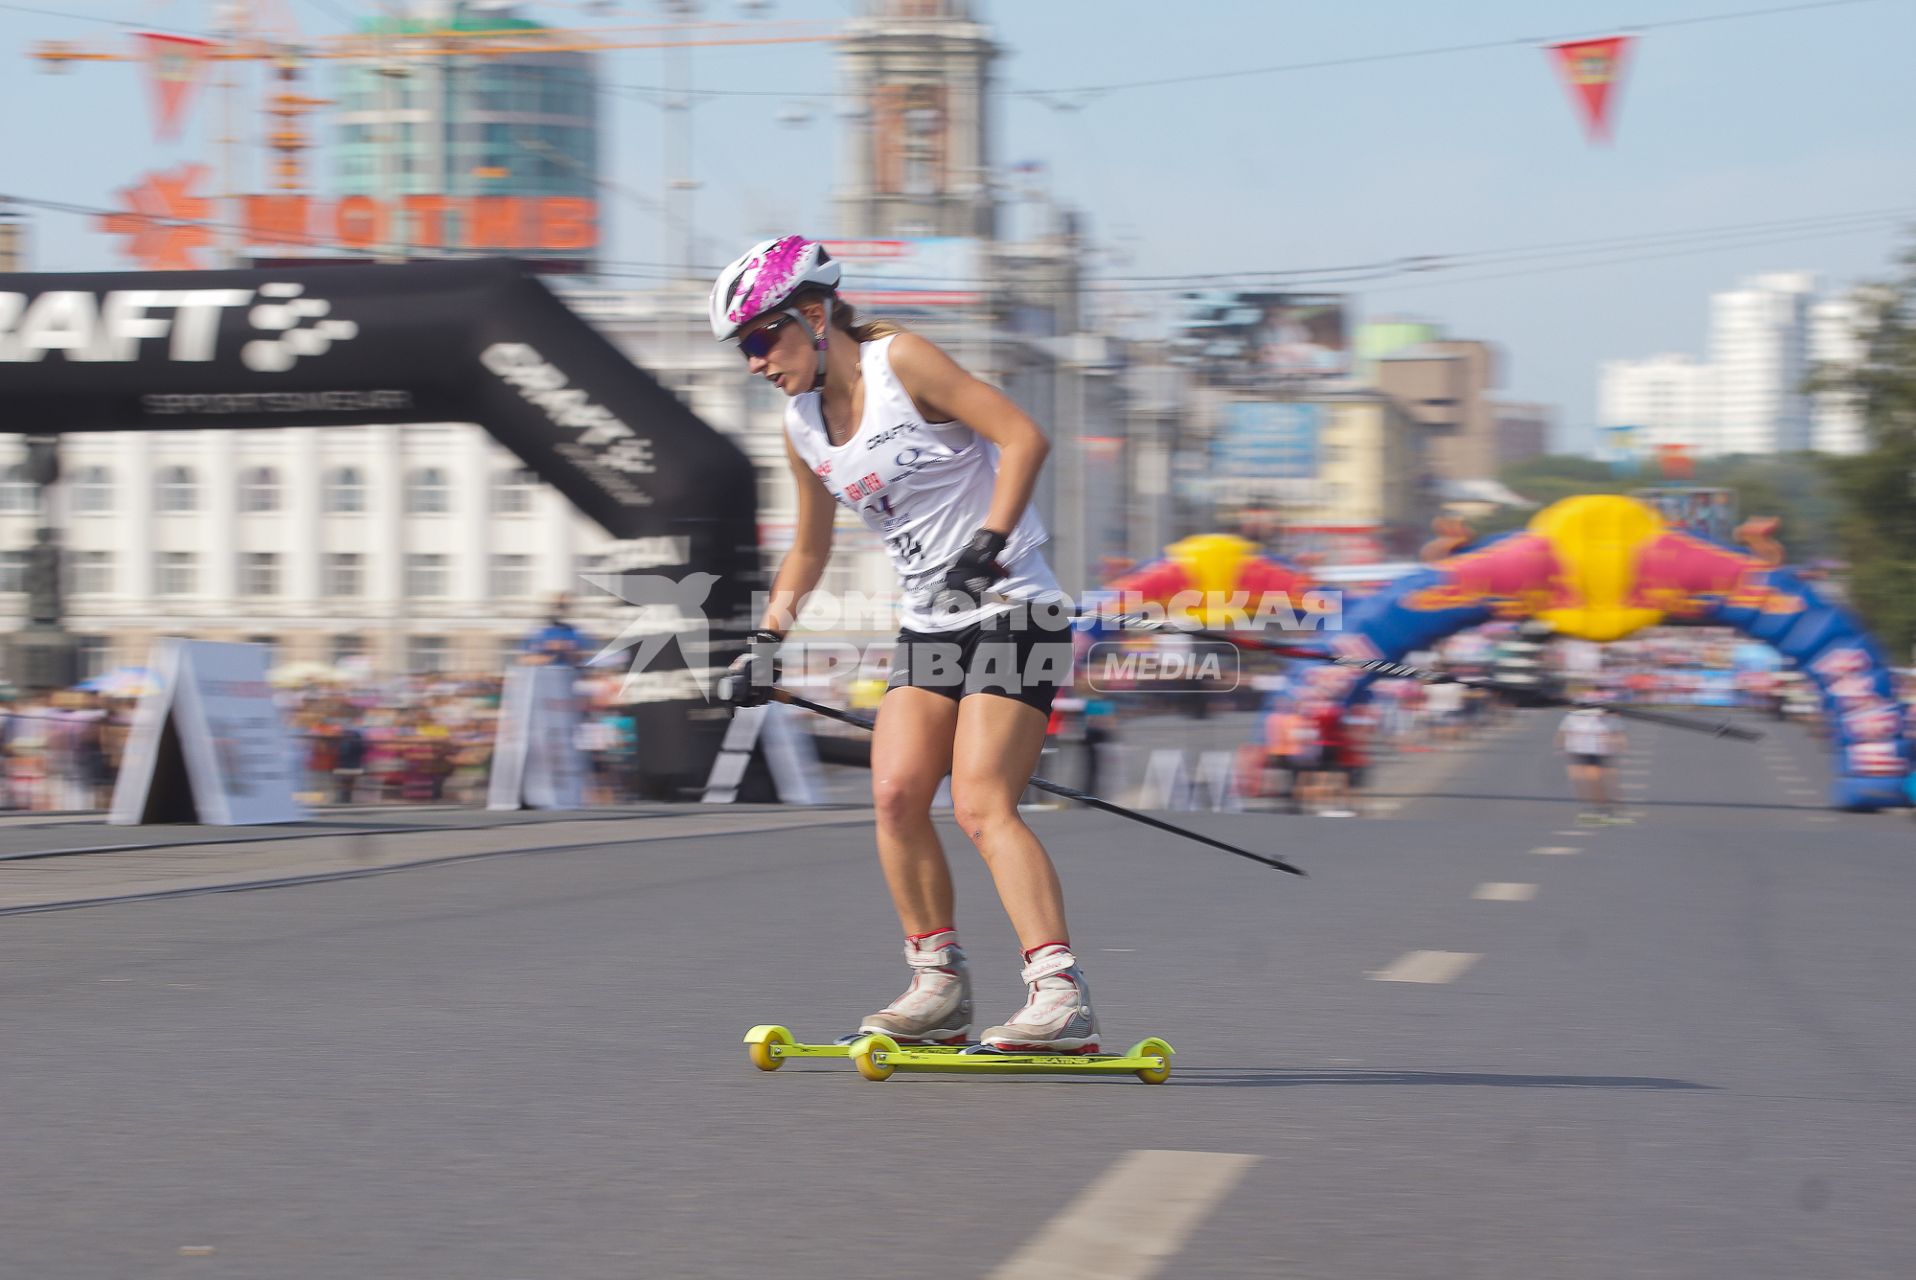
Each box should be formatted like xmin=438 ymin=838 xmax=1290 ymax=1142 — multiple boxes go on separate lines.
xmin=97 ymin=164 xmax=598 ymax=271
xmin=1214 ymin=401 xmax=1321 ymax=479
xmin=1174 ymin=291 xmax=1349 ymax=376
xmin=823 ymin=237 xmax=981 ymax=309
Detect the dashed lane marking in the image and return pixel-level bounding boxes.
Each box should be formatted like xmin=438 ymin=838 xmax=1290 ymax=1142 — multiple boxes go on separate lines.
xmin=1368 ymin=950 xmax=1481 ymax=983
xmin=1532 ymin=845 xmax=1581 ymax=855
xmin=1473 ymin=882 xmax=1538 ymax=901
xmin=987 ymin=1150 xmax=1262 ymax=1280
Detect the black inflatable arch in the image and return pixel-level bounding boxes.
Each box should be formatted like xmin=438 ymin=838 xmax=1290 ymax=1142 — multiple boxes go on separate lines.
xmin=0 ymin=258 xmax=761 ymax=796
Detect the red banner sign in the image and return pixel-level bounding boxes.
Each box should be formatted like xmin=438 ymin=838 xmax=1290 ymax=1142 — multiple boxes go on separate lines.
xmin=136 ymin=33 xmax=216 ymax=142
xmin=1548 ymin=35 xmax=1633 ymax=144
xmin=98 ymin=166 xmax=599 ymax=270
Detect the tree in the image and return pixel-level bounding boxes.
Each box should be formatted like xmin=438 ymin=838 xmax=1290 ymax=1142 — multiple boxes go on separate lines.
xmin=1818 ymin=240 xmax=1916 ymax=659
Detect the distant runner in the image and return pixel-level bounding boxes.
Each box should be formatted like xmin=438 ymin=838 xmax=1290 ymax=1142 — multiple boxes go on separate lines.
xmin=1558 ymin=702 xmax=1627 ymax=824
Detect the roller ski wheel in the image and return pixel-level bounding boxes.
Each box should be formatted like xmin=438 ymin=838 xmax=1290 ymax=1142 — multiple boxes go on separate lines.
xmin=850 ymin=1033 xmax=900 ymax=1082
xmin=743 ymin=1024 xmax=796 ymax=1071
xmin=1129 ymin=1037 xmax=1175 ymax=1085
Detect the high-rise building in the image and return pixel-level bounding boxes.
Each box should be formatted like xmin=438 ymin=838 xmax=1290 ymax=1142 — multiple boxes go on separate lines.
xmin=333 ymin=2 xmax=599 ymax=267
xmin=1809 ymin=296 xmax=1868 ymax=455
xmin=1708 ymin=271 xmax=1815 ymax=455
xmin=1375 ymin=339 xmax=1501 ymax=483
xmin=834 ymin=1 xmax=999 ymax=239
xmin=1598 ymin=271 xmax=1873 ymax=458
xmin=1598 ymin=354 xmax=1715 ymax=456
xmin=1493 ymin=401 xmax=1553 ymax=466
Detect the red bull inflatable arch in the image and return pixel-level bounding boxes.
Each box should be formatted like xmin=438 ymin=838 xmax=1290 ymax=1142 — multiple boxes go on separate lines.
xmin=1101 ymin=533 xmax=1323 ymax=628
xmin=1328 ymin=495 xmax=1909 ymax=810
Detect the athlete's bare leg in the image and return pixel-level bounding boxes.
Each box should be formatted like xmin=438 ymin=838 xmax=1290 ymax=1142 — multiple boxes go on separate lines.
xmin=870 ymin=686 xmax=960 ymax=936
xmin=950 ymin=693 xmax=1069 ymax=949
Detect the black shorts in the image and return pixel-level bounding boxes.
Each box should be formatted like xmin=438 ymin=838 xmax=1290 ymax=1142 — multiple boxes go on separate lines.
xmin=1572 ymin=753 xmax=1609 ymax=768
xmin=887 ymin=601 xmax=1074 ymax=714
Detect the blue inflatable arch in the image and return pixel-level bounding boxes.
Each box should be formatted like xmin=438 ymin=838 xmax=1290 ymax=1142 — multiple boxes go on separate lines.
xmin=1327 ymin=532 xmax=1910 ymax=811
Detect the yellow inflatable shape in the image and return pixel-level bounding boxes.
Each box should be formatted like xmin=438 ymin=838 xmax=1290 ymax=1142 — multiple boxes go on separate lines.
xmin=1166 ymin=533 xmax=1257 ymax=628
xmin=1528 ymin=494 xmax=1666 ymax=642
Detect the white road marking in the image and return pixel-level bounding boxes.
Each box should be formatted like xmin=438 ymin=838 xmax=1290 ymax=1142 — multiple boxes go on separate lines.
xmin=1368 ymin=950 xmax=1481 ymax=983
xmin=1473 ymin=882 xmax=1538 ymax=901
xmin=987 ymin=1150 xmax=1261 ymax=1280
xmin=1532 ymin=845 xmax=1581 ymax=856
xmin=1553 ymin=829 xmax=1589 ymax=837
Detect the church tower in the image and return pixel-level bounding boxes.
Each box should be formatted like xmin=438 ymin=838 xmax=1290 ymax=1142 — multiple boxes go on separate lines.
xmin=834 ymin=1 xmax=999 ymax=240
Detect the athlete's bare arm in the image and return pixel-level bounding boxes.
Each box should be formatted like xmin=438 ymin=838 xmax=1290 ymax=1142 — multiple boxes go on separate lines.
xmin=887 ymin=331 xmax=1050 ymax=537
xmin=757 ymin=435 xmax=837 ymax=635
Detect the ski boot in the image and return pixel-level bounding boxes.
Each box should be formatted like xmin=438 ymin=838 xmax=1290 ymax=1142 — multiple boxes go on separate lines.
xmin=858 ymin=931 xmax=972 ymax=1046
xmin=977 ymin=945 xmax=1100 ymax=1054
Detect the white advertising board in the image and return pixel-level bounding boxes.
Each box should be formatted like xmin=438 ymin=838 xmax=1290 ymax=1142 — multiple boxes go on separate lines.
xmin=108 ymin=639 xmax=305 ymax=825
xmin=487 ymin=663 xmax=588 ymax=810
xmin=701 ymin=703 xmax=824 ymax=804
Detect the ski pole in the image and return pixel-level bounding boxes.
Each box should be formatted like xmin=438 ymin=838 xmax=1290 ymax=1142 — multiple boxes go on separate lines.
xmin=769 ymin=690 xmax=1306 ymax=878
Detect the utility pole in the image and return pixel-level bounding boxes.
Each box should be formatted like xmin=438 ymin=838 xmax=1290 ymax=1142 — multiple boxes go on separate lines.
xmin=212 ymin=3 xmax=246 ymax=267
xmin=660 ymin=0 xmax=701 ymax=280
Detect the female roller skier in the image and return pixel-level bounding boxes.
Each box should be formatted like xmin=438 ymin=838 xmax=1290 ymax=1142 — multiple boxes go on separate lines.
xmin=713 ymin=235 xmax=1099 ymax=1052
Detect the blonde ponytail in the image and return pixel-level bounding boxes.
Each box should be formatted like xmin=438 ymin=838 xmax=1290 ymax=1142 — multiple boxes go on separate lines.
xmin=839 ymin=299 xmax=906 ymax=342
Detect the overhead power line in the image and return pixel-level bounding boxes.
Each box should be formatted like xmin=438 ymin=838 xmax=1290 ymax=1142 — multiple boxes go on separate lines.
xmin=1015 ymin=0 xmax=1886 ymax=100
xmin=0 ymin=2 xmax=211 ymax=37
xmin=588 ymin=0 xmax=1889 ymax=102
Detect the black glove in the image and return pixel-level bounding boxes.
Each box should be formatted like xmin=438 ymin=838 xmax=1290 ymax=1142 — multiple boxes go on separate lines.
xmin=720 ymin=629 xmax=782 ymax=707
xmin=935 ymin=528 xmax=1009 ymax=615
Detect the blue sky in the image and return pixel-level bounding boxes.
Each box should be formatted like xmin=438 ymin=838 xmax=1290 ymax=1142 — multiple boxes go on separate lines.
xmin=4 ymin=0 xmax=1914 ymax=452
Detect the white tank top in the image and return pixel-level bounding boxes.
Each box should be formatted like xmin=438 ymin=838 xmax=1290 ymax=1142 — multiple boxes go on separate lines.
xmin=784 ymin=335 xmax=1059 ymax=631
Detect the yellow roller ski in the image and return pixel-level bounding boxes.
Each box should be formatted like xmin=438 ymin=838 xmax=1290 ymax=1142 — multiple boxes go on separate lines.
xmin=846 ymin=1033 xmax=1174 ymax=1084
xmin=742 ymin=1025 xmax=969 ymax=1072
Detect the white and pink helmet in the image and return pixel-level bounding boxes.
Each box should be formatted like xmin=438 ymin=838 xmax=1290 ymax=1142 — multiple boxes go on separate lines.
xmin=708 ymin=234 xmax=842 ymax=342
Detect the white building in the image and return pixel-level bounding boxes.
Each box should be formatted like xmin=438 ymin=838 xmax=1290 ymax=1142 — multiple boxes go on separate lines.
xmin=1598 ymin=353 xmax=1716 ymax=456
xmin=1809 ymin=295 xmax=1868 ymax=455
xmin=0 ymin=423 xmax=636 ymax=680
xmin=1708 ymin=271 xmax=1815 ymax=455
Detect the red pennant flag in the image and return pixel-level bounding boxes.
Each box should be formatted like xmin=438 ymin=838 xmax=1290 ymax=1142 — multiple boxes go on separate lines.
xmin=1548 ymin=35 xmax=1633 ymax=144
xmin=136 ymin=33 xmax=217 ymax=141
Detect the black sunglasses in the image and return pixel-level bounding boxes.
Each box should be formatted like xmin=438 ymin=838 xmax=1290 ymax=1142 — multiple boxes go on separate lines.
xmin=738 ymin=315 xmax=800 ymax=361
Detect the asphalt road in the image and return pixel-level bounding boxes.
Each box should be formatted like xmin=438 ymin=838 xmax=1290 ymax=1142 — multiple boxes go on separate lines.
xmin=3 ymin=709 xmax=1913 ymax=1279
